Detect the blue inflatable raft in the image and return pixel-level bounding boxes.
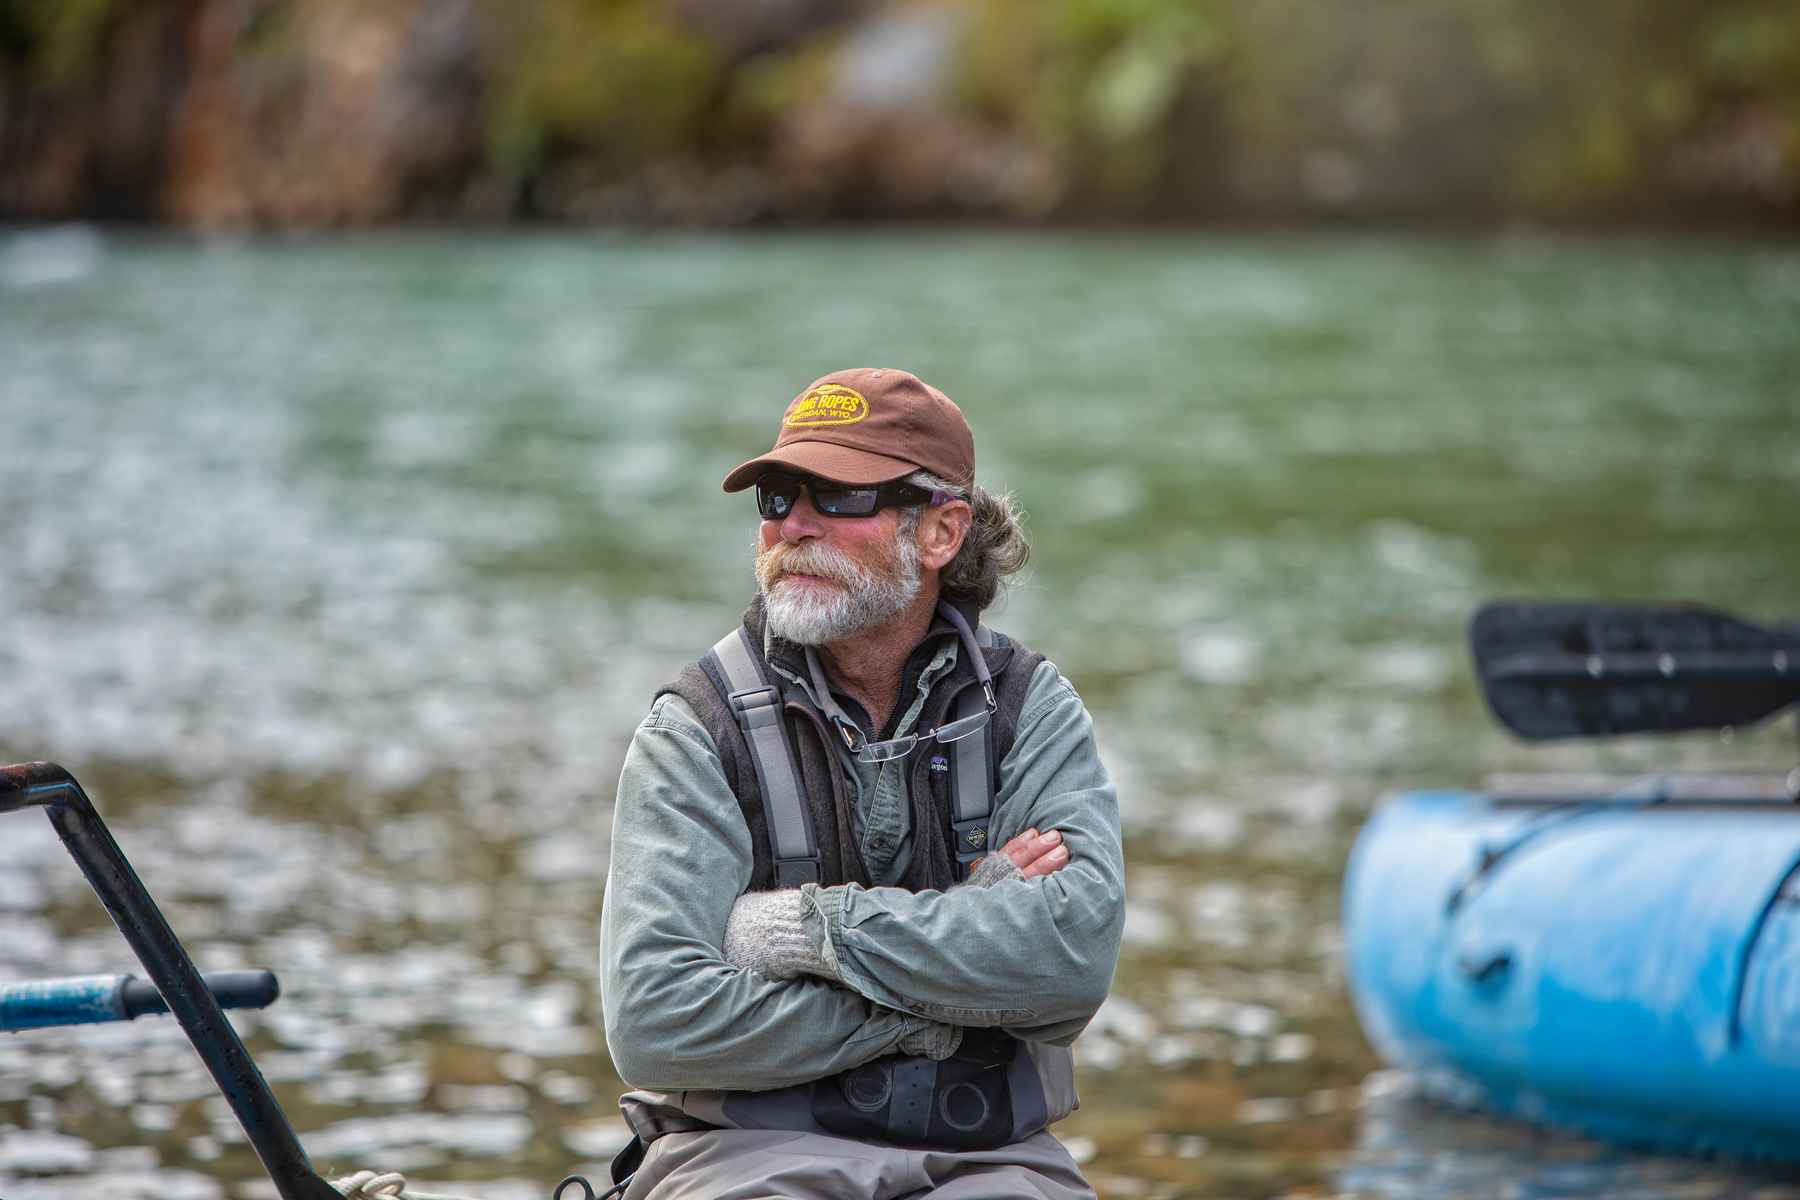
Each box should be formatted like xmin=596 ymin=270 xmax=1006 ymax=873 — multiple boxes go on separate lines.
xmin=1343 ymin=601 xmax=1800 ymax=1164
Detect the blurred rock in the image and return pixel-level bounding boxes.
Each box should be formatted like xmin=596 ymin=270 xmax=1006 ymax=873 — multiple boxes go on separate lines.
xmin=1670 ymin=105 xmax=1798 ymax=208
xmin=163 ymin=0 xmax=485 ymax=227
xmin=0 ymin=0 xmax=486 ymax=227
xmin=0 ymin=1 xmax=190 ymax=219
xmin=668 ymin=0 xmax=871 ymax=59
xmin=767 ymin=7 xmax=1063 ymax=219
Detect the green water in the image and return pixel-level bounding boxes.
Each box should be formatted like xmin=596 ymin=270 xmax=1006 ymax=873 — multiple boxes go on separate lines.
xmin=0 ymin=228 xmax=1796 ymax=1198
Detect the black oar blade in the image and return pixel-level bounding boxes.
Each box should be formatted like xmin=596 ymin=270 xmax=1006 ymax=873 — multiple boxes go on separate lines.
xmin=1470 ymin=601 xmax=1800 ymax=740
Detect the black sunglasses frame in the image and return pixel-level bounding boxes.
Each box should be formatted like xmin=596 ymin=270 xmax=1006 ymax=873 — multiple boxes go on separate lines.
xmin=755 ymin=473 xmax=952 ymax=521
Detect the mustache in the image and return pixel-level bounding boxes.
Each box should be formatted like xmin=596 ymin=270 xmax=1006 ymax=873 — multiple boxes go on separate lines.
xmin=755 ymin=541 xmax=869 ymax=592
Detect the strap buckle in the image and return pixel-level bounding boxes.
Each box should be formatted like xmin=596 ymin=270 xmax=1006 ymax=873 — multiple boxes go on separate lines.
xmin=728 ymin=685 xmax=784 ymax=730
xmin=952 ymin=815 xmax=991 ymax=865
xmin=775 ymin=858 xmax=821 ymax=886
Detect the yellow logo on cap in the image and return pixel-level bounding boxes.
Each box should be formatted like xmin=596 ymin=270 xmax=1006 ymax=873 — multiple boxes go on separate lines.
xmin=786 ymin=384 xmax=869 ymax=427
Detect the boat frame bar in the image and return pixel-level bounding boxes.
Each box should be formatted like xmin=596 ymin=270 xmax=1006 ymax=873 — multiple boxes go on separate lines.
xmin=0 ymin=762 xmax=341 ymax=1200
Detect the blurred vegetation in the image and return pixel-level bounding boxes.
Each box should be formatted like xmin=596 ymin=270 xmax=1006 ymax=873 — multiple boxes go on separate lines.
xmin=2 ymin=0 xmax=1796 ymax=224
xmin=947 ymin=0 xmax=1800 ymax=218
xmin=483 ymin=0 xmax=722 ymax=179
xmin=0 ymin=0 xmax=118 ymax=85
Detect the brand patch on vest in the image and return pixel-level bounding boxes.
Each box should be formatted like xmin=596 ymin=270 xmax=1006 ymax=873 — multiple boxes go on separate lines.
xmin=786 ymin=384 xmax=869 ymax=427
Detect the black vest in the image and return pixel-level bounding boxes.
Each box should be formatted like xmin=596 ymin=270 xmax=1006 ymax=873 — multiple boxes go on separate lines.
xmin=658 ymin=597 xmax=1045 ymax=894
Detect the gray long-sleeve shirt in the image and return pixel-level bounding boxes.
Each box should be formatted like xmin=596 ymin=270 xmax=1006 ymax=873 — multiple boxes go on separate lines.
xmin=599 ymin=651 xmax=1124 ymax=1093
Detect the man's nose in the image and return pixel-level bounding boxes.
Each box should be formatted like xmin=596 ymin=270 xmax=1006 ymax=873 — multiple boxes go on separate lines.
xmin=776 ymin=490 xmax=826 ymax=541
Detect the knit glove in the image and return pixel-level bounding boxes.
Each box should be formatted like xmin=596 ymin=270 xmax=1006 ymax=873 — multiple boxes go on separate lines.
xmin=965 ymin=848 xmax=1025 ymax=888
xmin=899 ymin=1017 xmax=964 ymax=1060
xmin=722 ymin=887 xmax=838 ymax=981
xmin=722 ymin=889 xmax=961 ymax=1059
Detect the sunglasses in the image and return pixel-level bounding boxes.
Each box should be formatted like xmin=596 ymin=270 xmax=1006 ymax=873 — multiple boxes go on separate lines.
xmin=756 ymin=473 xmax=953 ymax=521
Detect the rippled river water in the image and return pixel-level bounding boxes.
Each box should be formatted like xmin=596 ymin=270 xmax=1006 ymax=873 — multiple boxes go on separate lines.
xmin=1 ymin=228 xmax=1797 ymax=1199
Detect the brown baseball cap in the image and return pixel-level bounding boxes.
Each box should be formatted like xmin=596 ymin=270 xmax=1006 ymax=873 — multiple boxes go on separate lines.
xmin=721 ymin=368 xmax=975 ymax=493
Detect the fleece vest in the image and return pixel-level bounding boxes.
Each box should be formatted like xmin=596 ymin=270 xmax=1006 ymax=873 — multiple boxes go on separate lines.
xmin=657 ymin=597 xmax=1044 ymax=894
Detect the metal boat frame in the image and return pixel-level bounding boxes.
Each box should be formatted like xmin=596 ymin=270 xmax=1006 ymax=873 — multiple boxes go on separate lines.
xmin=1 ymin=761 xmax=343 ymax=1200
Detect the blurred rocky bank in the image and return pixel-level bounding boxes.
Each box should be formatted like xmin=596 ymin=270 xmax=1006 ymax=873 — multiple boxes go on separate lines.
xmin=3 ymin=0 xmax=1797 ymax=229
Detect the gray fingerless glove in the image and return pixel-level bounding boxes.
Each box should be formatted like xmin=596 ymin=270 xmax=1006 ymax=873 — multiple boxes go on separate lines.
xmin=966 ymin=850 xmax=1025 ymax=888
xmin=722 ymin=891 xmax=961 ymax=1059
xmin=722 ymin=887 xmax=837 ymax=981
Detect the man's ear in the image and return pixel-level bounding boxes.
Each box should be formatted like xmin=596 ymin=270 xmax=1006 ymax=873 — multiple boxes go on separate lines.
xmin=918 ymin=501 xmax=972 ymax=572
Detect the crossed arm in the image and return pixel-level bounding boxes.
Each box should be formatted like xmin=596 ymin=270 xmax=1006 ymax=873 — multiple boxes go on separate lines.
xmin=599 ymin=664 xmax=1124 ymax=1092
xmin=601 ymin=697 xmax=930 ymax=1091
xmin=722 ymin=824 xmax=1088 ymax=1001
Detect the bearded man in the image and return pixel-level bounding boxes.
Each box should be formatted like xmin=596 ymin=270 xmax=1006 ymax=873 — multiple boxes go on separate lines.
xmin=599 ymin=368 xmax=1125 ymax=1199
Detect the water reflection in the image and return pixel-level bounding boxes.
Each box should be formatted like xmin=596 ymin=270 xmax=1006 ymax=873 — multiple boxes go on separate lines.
xmin=1339 ymin=1074 xmax=1800 ymax=1200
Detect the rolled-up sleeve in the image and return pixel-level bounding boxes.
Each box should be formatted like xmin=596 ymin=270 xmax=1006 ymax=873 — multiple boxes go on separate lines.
xmin=599 ymin=694 xmax=927 ymax=1091
xmin=811 ymin=662 xmax=1125 ymax=1032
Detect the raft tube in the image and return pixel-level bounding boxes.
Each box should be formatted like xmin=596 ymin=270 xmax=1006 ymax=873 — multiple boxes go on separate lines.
xmin=1343 ymin=789 xmax=1800 ymax=1164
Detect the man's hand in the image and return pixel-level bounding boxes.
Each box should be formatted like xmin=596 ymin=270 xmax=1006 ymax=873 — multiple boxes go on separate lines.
xmin=967 ymin=827 xmax=1068 ymax=884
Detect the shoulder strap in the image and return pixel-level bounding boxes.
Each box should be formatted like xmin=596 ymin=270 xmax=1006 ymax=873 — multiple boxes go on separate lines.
xmin=949 ymin=623 xmax=999 ymax=869
xmin=706 ymin=627 xmax=822 ymax=887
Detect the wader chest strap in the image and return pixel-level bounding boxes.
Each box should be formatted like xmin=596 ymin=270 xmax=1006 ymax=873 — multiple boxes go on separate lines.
xmin=708 ymin=627 xmax=821 ymax=887
xmin=951 ymin=623 xmax=999 ymax=869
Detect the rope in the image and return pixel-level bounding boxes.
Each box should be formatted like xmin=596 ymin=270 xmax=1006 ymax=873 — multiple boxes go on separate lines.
xmin=331 ymin=1169 xmax=493 ymax=1200
xmin=332 ymin=1166 xmax=615 ymax=1199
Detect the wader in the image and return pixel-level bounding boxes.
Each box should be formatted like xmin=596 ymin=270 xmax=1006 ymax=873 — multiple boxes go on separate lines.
xmin=611 ymin=600 xmax=1085 ymax=1196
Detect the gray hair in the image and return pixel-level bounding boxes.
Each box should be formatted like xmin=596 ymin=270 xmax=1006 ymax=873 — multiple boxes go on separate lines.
xmin=901 ymin=470 xmax=1030 ymax=611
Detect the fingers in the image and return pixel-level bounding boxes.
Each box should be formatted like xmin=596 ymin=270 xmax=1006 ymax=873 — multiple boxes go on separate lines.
xmin=1000 ymin=827 xmax=1070 ymax=879
xmin=998 ymin=828 xmax=1041 ymax=870
xmin=967 ymin=828 xmax=1071 ymax=884
xmin=1019 ymin=831 xmax=1069 ymax=879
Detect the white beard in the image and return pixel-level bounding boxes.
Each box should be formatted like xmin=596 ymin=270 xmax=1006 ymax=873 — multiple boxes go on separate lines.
xmin=756 ymin=532 xmax=922 ymax=645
